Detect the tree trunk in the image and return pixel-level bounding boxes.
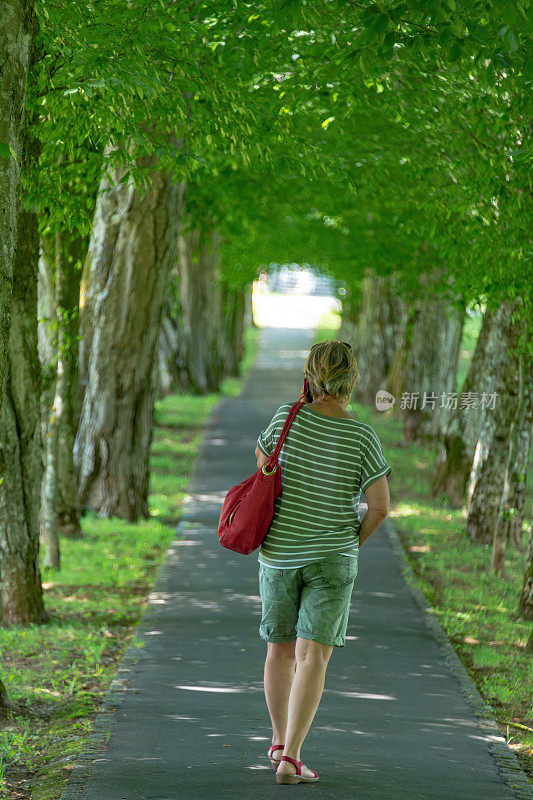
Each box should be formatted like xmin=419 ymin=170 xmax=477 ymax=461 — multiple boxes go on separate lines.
xmin=0 ymin=204 xmax=46 ymax=625
xmin=39 ymin=230 xmax=83 ymax=548
xmin=41 ymin=232 xmax=65 ymax=570
xmin=431 ymin=307 xmax=495 ymax=507
xmin=55 ymin=234 xmax=84 ymax=537
xmin=518 ymin=511 xmax=533 ymax=621
xmin=74 ymin=158 xmax=186 ymax=519
xmin=0 ymin=1 xmax=35 ymax=398
xmin=180 ymin=225 xmax=225 ymax=393
xmin=401 ymin=291 xmax=465 ymax=445
xmin=488 ymin=345 xmax=532 ymax=575
xmin=186 ymin=226 xmax=224 ymax=392
xmin=220 ymin=281 xmax=245 ymax=378
xmin=466 ymin=299 xmax=524 ymax=547
xmin=161 ymin=225 xmax=226 ymax=394
xmin=504 ymin=373 xmax=533 ymax=551
xmin=37 ymin=235 xmax=57 ymax=547
xmin=157 ymin=268 xmax=184 ymax=397
xmin=339 ymin=270 xmax=407 ymax=406
xmin=384 ymin=302 xmax=416 ymax=406
xmin=463 ymin=304 xmax=514 ymax=519
xmin=244 ymin=281 xmax=255 ymax=330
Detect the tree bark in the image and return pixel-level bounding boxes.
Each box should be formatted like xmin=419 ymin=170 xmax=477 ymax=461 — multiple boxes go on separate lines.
xmin=244 ymin=281 xmax=255 ymax=330
xmin=57 ymin=235 xmax=84 ymax=536
xmin=74 ymin=158 xmax=186 ymax=519
xmin=179 ymin=225 xmax=225 ymax=393
xmin=0 ymin=0 xmax=35 ymax=398
xmin=339 ymin=270 xmax=407 ymax=406
xmin=38 ymin=233 xmax=84 ymax=540
xmin=384 ymin=302 xmax=416 ymax=405
xmin=463 ymin=304 xmax=514 ymax=519
xmin=466 ymin=299 xmax=524 ymax=547
xmin=159 ymin=225 xmax=226 ymax=394
xmin=431 ymin=306 xmax=495 ymax=507
xmin=37 ymin=235 xmax=57 ymax=547
xmin=401 ymin=291 xmax=465 ymax=445
xmin=0 ymin=204 xmax=46 ymax=625
xmin=41 ymin=232 xmax=66 ymax=569
xmin=157 ymin=268 xmax=184 ymax=397
xmin=488 ymin=344 xmax=532 ymax=575
xmin=518 ymin=511 xmax=533 ymax=621
xmin=220 ymin=281 xmax=245 ymax=378
xmin=504 ymin=372 xmax=533 ymax=551
xmin=158 ymin=261 xmax=246 ymax=395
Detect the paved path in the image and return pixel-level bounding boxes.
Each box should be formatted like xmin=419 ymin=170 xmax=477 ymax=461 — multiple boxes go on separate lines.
xmin=62 ymin=327 xmax=532 ymax=800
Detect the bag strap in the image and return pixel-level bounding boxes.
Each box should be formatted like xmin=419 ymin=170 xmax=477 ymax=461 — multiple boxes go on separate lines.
xmin=267 ymin=400 xmax=305 ymax=468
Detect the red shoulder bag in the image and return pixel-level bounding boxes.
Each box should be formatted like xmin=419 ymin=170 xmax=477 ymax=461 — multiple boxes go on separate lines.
xmin=218 ymin=400 xmax=305 ymax=555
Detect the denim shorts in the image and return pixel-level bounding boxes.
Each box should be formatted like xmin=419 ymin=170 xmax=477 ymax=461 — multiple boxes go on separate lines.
xmin=258 ymin=553 xmax=359 ymax=648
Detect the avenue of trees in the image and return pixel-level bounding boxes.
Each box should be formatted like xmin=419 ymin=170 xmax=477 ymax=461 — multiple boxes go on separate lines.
xmin=0 ymin=0 xmax=530 ymax=642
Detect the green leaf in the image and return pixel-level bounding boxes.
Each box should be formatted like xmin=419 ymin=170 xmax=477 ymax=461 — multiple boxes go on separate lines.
xmin=503 ymin=29 xmax=519 ymax=54
xmin=449 ymin=19 xmax=464 ymax=37
xmin=375 ymin=13 xmax=390 ymax=35
xmin=0 ymin=141 xmax=16 ymax=160
xmin=448 ymin=41 xmax=463 ymax=61
xmin=501 ymin=4 xmax=522 ymax=28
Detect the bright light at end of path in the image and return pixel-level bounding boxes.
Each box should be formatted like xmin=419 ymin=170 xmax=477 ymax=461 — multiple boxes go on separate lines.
xmin=252 ymin=280 xmax=342 ymax=329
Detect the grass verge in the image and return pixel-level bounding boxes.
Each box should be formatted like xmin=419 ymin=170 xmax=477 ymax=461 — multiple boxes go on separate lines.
xmin=0 ymin=325 xmax=260 ymax=800
xmin=380 ymin=420 xmax=532 ymax=781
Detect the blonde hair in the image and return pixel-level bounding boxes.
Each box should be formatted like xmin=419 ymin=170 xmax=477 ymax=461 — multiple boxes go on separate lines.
xmin=303 ymin=340 xmax=359 ymax=401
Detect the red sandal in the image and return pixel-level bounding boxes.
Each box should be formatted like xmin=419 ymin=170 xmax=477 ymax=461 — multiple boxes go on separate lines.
xmin=275 ymin=755 xmax=319 ymax=784
xmin=267 ymin=744 xmax=284 ymax=771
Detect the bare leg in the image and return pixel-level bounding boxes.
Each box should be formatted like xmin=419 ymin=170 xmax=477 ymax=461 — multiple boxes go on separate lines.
xmin=263 ymin=641 xmax=297 ymax=745
xmin=277 ymin=637 xmax=333 ymax=777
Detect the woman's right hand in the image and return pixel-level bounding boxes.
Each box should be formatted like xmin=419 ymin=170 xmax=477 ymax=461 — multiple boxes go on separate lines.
xmin=299 ymin=384 xmax=309 ymax=403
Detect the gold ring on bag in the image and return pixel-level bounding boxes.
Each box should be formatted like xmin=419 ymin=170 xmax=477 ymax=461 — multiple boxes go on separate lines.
xmin=262 ymin=463 xmax=278 ymax=476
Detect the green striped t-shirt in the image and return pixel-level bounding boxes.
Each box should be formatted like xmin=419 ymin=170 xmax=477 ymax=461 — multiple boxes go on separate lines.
xmin=256 ymin=402 xmax=392 ymax=569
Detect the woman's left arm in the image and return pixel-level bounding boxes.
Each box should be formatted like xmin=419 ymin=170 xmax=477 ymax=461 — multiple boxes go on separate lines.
xmin=256 ymin=401 xmax=296 ymax=469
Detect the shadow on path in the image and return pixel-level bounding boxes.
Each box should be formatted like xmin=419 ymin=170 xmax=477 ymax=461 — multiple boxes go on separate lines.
xmin=61 ymin=327 xmax=531 ymax=800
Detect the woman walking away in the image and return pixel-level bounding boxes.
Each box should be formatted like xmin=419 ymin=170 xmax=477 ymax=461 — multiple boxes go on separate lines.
xmin=254 ymin=340 xmax=392 ymax=785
